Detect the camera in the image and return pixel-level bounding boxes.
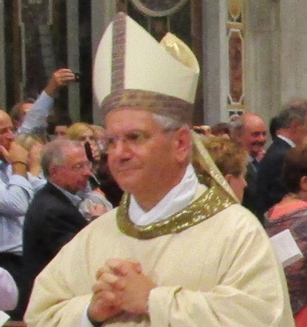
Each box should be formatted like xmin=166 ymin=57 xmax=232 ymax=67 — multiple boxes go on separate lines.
xmin=73 ymin=72 xmax=81 ymax=82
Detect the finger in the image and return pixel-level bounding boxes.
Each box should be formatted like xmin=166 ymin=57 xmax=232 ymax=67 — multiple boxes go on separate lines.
xmin=107 ymin=258 xmax=142 ymax=276
xmin=92 ymin=280 xmax=113 ymax=293
xmin=93 ymin=275 xmax=125 ymax=295
xmin=0 ymin=145 xmax=10 ymax=162
xmin=91 ymin=289 xmax=117 ymax=304
xmin=96 ymin=265 xmax=111 ymax=280
xmin=102 ymin=272 xmax=120 ymax=284
xmin=126 ymin=259 xmax=142 ymax=273
xmin=106 ymin=258 xmax=123 ymax=270
xmin=101 ymin=272 xmax=126 ymax=291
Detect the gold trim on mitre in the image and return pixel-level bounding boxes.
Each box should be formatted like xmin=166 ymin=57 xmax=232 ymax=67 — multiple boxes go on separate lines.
xmin=160 ymin=32 xmax=199 ymax=72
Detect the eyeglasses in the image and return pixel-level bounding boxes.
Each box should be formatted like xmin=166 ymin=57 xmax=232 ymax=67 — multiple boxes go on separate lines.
xmin=104 ymin=129 xmax=176 ymax=153
xmin=57 ymin=161 xmax=92 ymax=171
xmin=71 ymin=161 xmax=92 ymax=171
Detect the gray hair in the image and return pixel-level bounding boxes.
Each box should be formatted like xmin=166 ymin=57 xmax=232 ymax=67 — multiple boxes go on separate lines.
xmin=153 ymin=113 xmax=192 ymax=163
xmin=41 ymin=139 xmax=83 ymax=178
xmin=152 ymin=113 xmax=190 ymax=131
xmin=277 ymin=100 xmax=307 ymax=129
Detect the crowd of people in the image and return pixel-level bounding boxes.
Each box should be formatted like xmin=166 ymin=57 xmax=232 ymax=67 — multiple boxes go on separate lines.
xmin=0 ymin=68 xmax=122 ymax=320
xmin=193 ymin=101 xmax=307 ymax=326
xmin=1 ymin=10 xmax=307 ymax=327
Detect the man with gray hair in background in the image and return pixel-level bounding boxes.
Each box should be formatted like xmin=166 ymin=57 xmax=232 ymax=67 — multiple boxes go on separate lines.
xmin=257 ymin=100 xmax=307 ymax=219
xmin=230 ymin=112 xmax=267 ymax=222
xmin=0 ymin=109 xmax=43 ymax=320
xmin=21 ymin=139 xmax=110 ymax=315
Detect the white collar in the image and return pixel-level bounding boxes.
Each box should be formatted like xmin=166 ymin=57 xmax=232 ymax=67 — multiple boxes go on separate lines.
xmin=129 ymin=164 xmax=201 ymax=226
xmin=277 ymin=135 xmax=296 ymax=148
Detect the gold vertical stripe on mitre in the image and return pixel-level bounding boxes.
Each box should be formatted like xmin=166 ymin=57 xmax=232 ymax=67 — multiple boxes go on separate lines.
xmin=111 ymin=12 xmax=126 ymax=92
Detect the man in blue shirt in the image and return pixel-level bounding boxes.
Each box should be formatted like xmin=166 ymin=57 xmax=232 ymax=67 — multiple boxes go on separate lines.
xmin=0 ymin=109 xmax=44 ymax=319
xmin=1 ymin=69 xmax=81 ymax=319
xmin=11 ymin=68 xmax=76 ymax=138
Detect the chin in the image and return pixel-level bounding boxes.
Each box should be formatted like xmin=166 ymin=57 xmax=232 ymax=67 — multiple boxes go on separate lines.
xmin=114 ymin=172 xmax=138 ymax=188
xmin=115 ymin=177 xmax=140 ymax=194
xmin=116 ymin=181 xmax=133 ymax=193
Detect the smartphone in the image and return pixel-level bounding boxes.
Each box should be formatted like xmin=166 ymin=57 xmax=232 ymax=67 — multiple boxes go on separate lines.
xmin=84 ymin=141 xmax=94 ymax=162
xmin=73 ymin=72 xmax=81 ymax=82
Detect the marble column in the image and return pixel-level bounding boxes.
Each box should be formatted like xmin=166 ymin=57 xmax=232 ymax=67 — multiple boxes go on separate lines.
xmin=245 ymin=0 xmax=281 ymax=123
xmin=21 ymin=0 xmax=54 ymax=97
xmin=202 ymin=0 xmax=229 ymax=125
xmin=279 ymin=1 xmax=307 ymax=103
xmin=66 ymin=0 xmax=80 ymax=122
xmin=92 ymin=0 xmax=116 ymax=125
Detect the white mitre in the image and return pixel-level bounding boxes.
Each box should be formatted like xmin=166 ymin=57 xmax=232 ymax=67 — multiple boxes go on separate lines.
xmin=93 ymin=12 xmax=200 ymax=124
xmin=93 ymin=12 xmax=238 ymax=202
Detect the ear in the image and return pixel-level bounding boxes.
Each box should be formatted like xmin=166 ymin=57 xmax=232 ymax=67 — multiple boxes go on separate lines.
xmin=173 ymin=127 xmax=192 ymax=163
xmin=224 ymin=173 xmax=234 ymax=185
xmin=290 ymin=118 xmax=301 ymax=131
xmin=300 ymin=176 xmax=307 ymax=192
xmin=49 ymin=166 xmax=58 ymax=178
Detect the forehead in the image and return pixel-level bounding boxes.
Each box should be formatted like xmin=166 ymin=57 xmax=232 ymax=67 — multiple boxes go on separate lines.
xmin=55 ymin=125 xmax=68 ymax=130
xmin=0 ymin=112 xmax=13 ymax=128
xmin=62 ymin=146 xmax=86 ymax=162
xmin=105 ymin=109 xmax=157 ymax=133
xmin=245 ymin=117 xmax=266 ymax=132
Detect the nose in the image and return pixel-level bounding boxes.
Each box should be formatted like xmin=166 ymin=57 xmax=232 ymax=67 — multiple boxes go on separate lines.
xmin=258 ymin=132 xmax=267 ymax=143
xmin=83 ymin=166 xmax=92 ymax=177
xmin=109 ymin=138 xmax=131 ymax=155
xmin=6 ymin=129 xmax=15 ymax=139
xmin=108 ymin=140 xmax=132 ymax=166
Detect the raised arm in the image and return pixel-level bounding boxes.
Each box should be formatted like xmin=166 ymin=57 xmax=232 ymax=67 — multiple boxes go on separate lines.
xmin=18 ymin=68 xmax=76 ymax=135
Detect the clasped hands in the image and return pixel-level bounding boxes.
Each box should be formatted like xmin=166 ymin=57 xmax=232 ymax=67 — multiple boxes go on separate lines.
xmin=88 ymin=258 xmax=156 ymax=324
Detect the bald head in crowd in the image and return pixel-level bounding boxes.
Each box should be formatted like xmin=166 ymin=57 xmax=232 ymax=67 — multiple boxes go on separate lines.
xmin=0 ymin=110 xmax=15 ymax=153
xmin=231 ymin=113 xmax=267 ymax=161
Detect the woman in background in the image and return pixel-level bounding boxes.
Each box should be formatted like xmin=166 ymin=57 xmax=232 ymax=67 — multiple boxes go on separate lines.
xmin=265 ymin=145 xmax=307 ymax=326
xmin=67 ymin=122 xmax=123 ymax=206
xmin=67 ymin=122 xmax=101 ymax=163
xmin=195 ymin=136 xmax=248 ymax=202
xmin=67 ymin=123 xmax=102 ymax=189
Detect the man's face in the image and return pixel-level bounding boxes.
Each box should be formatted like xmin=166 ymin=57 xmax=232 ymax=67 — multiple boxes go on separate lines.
xmin=294 ymin=118 xmax=307 ymax=146
xmin=54 ymin=125 xmax=69 ymax=139
xmin=105 ymin=109 xmax=182 ymax=201
xmin=241 ymin=116 xmax=267 ymax=158
xmin=78 ymin=130 xmax=96 ymax=146
xmin=50 ymin=146 xmax=91 ymax=194
xmin=0 ymin=111 xmax=15 ymax=150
